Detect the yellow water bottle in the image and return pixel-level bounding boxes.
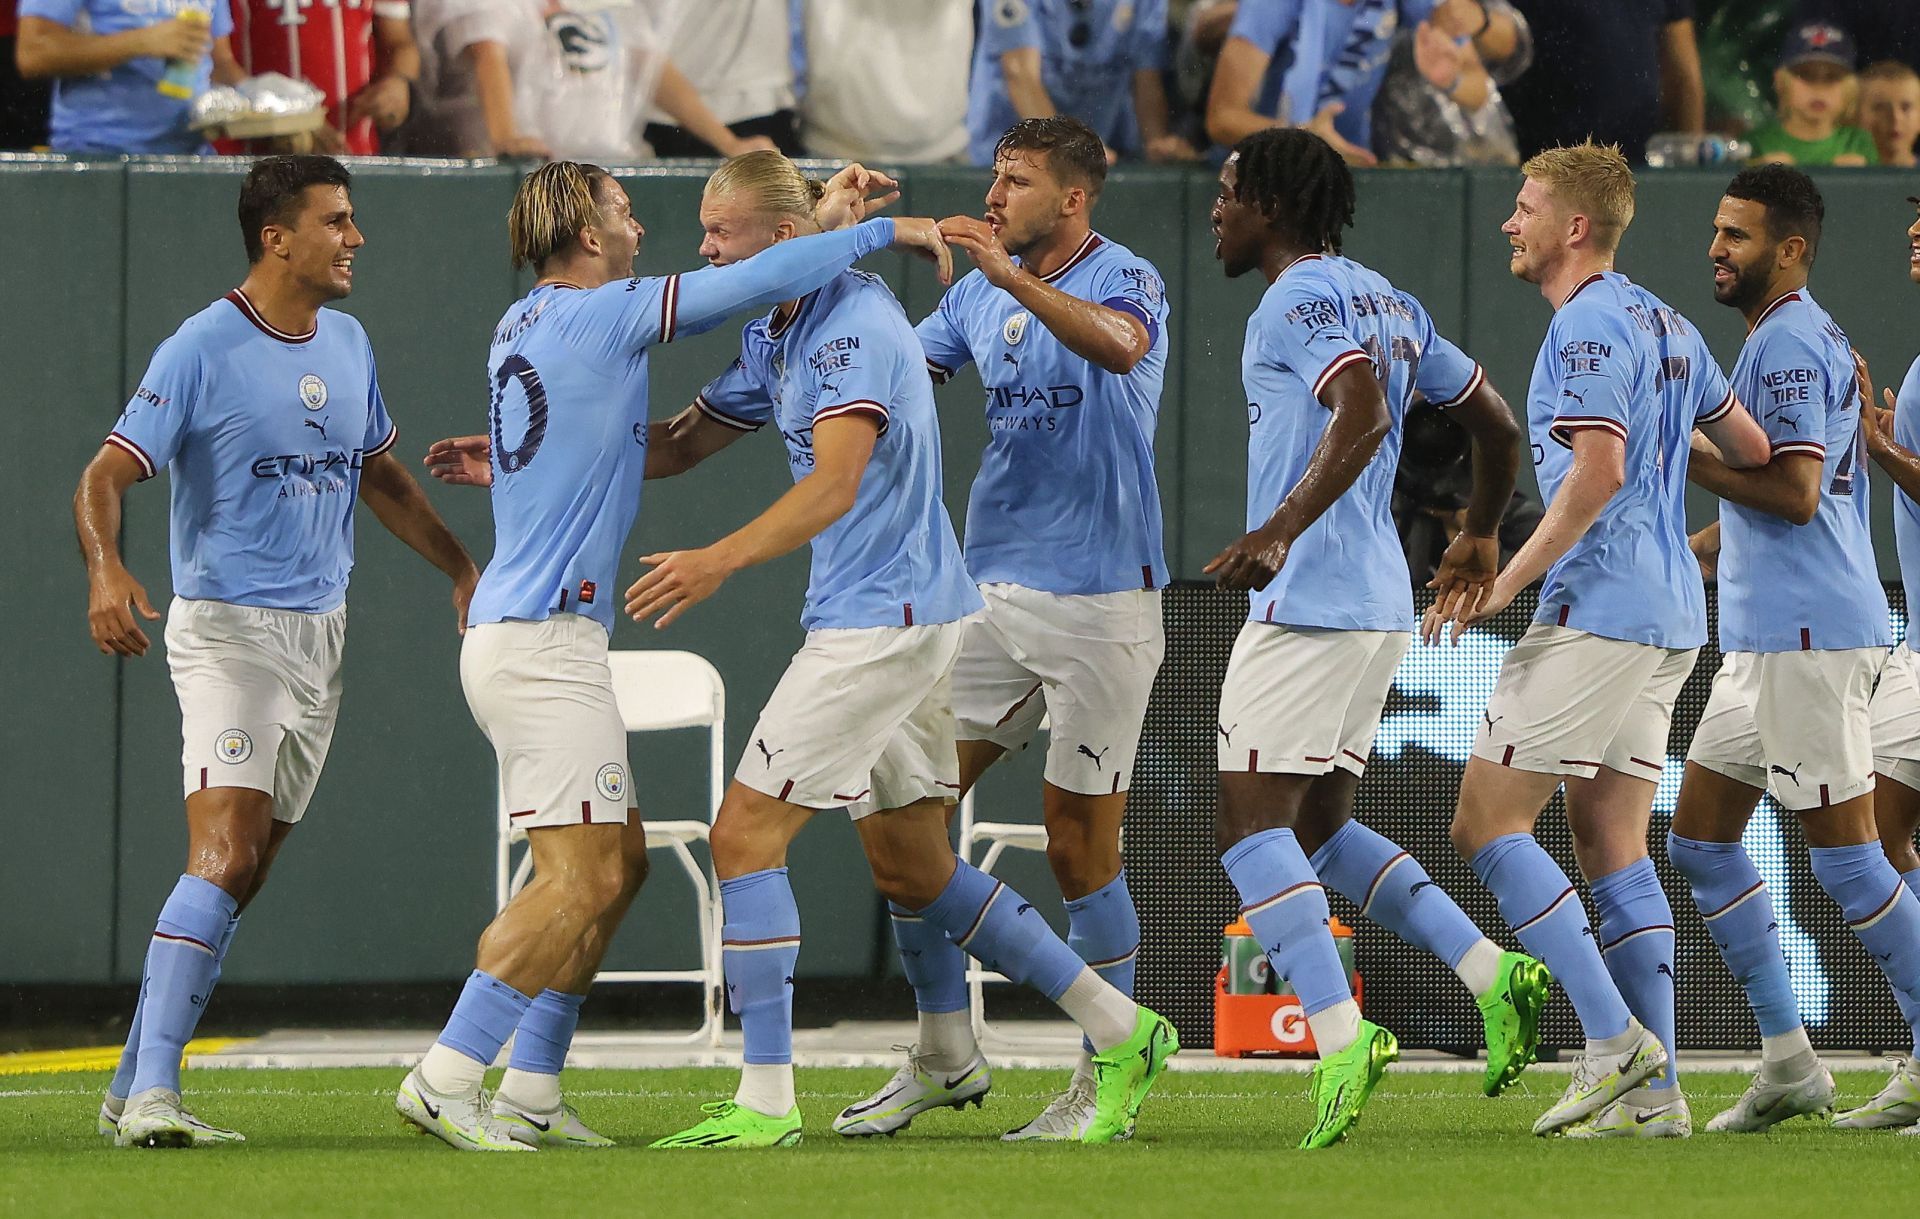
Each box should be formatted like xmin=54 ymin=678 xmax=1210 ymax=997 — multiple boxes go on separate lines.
xmin=155 ymin=6 xmax=211 ymax=100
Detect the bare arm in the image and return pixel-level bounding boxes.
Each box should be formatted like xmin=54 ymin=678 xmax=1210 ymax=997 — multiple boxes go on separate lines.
xmin=624 ymin=414 xmax=879 ymax=627
xmin=373 ymin=14 xmax=420 ymax=83
xmin=357 ymin=450 xmax=481 ymax=631
xmin=1431 ymin=0 xmax=1519 ymax=64
xmin=1657 ymin=18 xmax=1706 ymax=133
xmin=1697 ymin=399 xmax=1771 ymax=469
xmin=1427 ymin=380 xmax=1521 ymax=612
xmin=938 ymin=216 xmax=1152 ymax=374
xmin=343 ymin=16 xmax=419 ymax=130
xmin=1205 ymin=36 xmax=1275 ymax=146
xmin=1687 ymin=444 xmax=1820 ymax=525
xmin=1000 ymin=46 xmax=1056 ymax=119
xmin=650 ymin=58 xmax=773 ymax=156
xmin=1205 ymin=362 xmax=1391 ymax=590
xmin=463 ymin=40 xmax=549 ymax=158
xmin=1864 ymin=385 xmax=1920 ymax=500
xmin=73 ymin=445 xmax=162 ymax=657
xmin=647 ymin=404 xmax=754 ymax=479
xmin=1690 ymin=519 xmax=1720 ymax=579
xmin=210 ymin=35 xmax=242 ymax=85
xmin=16 ymin=13 xmax=202 ymax=78
xmin=1132 ymin=68 xmax=1196 ymax=161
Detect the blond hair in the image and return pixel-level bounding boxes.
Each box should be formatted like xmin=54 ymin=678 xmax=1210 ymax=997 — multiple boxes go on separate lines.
xmin=508 ymin=161 xmax=612 ymax=271
xmin=1521 ymin=142 xmax=1636 ymax=253
xmin=703 ymin=150 xmax=824 ymax=223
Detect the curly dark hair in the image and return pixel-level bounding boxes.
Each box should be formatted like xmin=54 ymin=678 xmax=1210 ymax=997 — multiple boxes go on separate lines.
xmin=1723 ymin=163 xmax=1825 ymax=262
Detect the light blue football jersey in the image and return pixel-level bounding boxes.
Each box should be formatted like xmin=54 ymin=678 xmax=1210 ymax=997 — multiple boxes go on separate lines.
xmin=106 ymin=289 xmax=397 ymax=614
xmin=1239 ymin=253 xmax=1481 ymax=631
xmin=1224 ymin=0 xmax=1436 ymax=153
xmin=1717 ymin=290 xmax=1889 ymax=654
xmin=967 ymin=0 xmax=1169 ymax=165
xmin=468 ymin=218 xmax=899 ymax=633
xmin=1525 ymin=272 xmax=1733 ymax=650
xmin=1893 ymin=356 xmax=1920 ymax=618
xmin=915 ymin=232 xmax=1169 ymax=595
xmin=695 ymin=269 xmax=981 ymax=631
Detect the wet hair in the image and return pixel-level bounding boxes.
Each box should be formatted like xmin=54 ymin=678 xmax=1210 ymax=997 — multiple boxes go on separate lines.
xmin=1226 ymin=127 xmax=1355 ymax=254
xmin=237 ymin=155 xmax=352 ymax=264
xmin=1724 ymin=163 xmax=1825 ymax=263
xmin=508 ymin=161 xmax=616 ymax=271
xmin=994 ymin=115 xmax=1109 ymax=199
xmin=703 ymin=150 xmax=825 ymax=221
xmin=1520 ymin=142 xmax=1635 ymax=254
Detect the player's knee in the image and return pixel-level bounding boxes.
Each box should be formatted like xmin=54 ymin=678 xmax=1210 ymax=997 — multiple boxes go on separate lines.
xmin=1045 ymin=833 xmax=1116 ymax=898
xmin=619 ymin=825 xmax=651 ymax=895
xmin=1447 ymin=810 xmax=1481 ymax=862
xmin=708 ymin=813 xmax=776 ymax=879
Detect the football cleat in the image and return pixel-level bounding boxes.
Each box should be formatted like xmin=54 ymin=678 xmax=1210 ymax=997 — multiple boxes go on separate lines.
xmin=1706 ymin=1061 xmax=1836 ymax=1133
xmin=1002 ymin=1067 xmax=1124 ymax=1142
xmin=395 ymin=1070 xmax=532 ymax=1152
xmin=1299 ymin=1020 xmax=1399 ymax=1150
xmin=1833 ymin=1056 xmax=1920 ymax=1130
xmin=650 ymin=1100 xmax=802 ymax=1149
xmin=492 ymin=1095 xmax=614 ymax=1148
xmin=114 ymin=1088 xmax=196 ymax=1149
xmin=1563 ymin=1091 xmax=1692 ymax=1139
xmin=1477 ymin=951 xmax=1552 ymax=1097
xmin=1085 ymin=1006 xmax=1178 ymax=1144
xmin=832 ymin=1048 xmax=990 ymax=1137
xmin=100 ymin=1093 xmax=245 ymax=1146
xmin=1533 ymin=1021 xmax=1666 ymax=1136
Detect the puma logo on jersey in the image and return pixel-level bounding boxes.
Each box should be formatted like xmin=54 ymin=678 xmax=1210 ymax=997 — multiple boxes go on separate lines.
xmin=1766 ymin=407 xmax=1804 ymax=432
xmin=303 ymin=417 xmax=331 ymax=441
xmin=1769 ymin=762 xmax=1803 ymax=786
xmin=1408 ymin=880 xmax=1436 ymax=898
xmin=1001 ymin=351 xmax=1021 ymax=374
xmin=1656 ymin=963 xmax=1674 ymax=979
xmin=1016 ymin=902 xmax=1034 ymax=916
xmin=755 ymin=738 xmax=785 ymax=767
xmin=1078 ymin=743 xmax=1110 ymax=769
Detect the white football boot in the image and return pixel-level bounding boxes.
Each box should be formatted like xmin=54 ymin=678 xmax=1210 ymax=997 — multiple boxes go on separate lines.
xmin=395 ymin=1069 xmax=533 ymax=1152
xmin=1001 ymin=1059 xmax=1135 ymax=1143
xmin=1706 ymin=1061 xmax=1836 ymax=1133
xmin=100 ymin=1091 xmax=245 ymax=1146
xmin=1532 ymin=1020 xmax=1667 ymax=1136
xmin=832 ymin=1047 xmax=991 ymax=1137
xmin=1563 ymin=1090 xmax=1692 ymax=1139
xmin=114 ymin=1088 xmax=196 ymax=1149
xmin=1833 ymin=1056 xmax=1920 ymax=1130
xmin=491 ymin=1093 xmax=614 ymax=1148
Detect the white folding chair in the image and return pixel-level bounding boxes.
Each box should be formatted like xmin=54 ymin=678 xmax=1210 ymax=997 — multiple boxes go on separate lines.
xmin=495 ymin=649 xmax=726 ymax=1046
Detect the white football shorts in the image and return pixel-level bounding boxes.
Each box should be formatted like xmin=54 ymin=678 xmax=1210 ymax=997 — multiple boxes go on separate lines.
xmin=1871 ymin=642 xmax=1920 ymax=792
xmin=1689 ymin=646 xmax=1885 ymax=810
xmin=1215 ymin=622 xmax=1410 ymax=776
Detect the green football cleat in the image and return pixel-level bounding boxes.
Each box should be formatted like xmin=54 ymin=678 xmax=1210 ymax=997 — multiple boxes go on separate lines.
xmin=1299 ymin=1020 xmax=1399 ymax=1150
xmin=1085 ymin=1007 xmax=1179 ymax=1144
xmin=1477 ymin=951 xmax=1552 ymax=1096
xmin=649 ymin=1101 xmax=803 ymax=1149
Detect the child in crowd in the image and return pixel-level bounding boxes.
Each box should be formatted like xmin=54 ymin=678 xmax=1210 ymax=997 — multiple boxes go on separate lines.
xmin=1748 ymin=23 xmax=1877 ymax=166
xmin=1859 ymin=59 xmax=1920 ymax=168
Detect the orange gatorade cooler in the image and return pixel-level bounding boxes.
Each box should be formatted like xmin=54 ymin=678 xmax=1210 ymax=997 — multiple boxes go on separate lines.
xmin=1213 ymin=916 xmax=1361 ymax=1057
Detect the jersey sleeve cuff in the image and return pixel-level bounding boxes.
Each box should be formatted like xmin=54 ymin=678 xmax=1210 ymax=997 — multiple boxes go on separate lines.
xmin=1548 ymin=416 xmax=1629 ymax=449
xmin=1696 ymin=390 xmax=1737 ymax=425
xmin=1311 ymin=349 xmax=1372 ymax=400
xmin=658 ymin=273 xmax=681 ymax=344
xmin=1771 ymin=439 xmax=1826 ymax=459
xmin=365 ymin=425 xmax=398 ymax=458
xmin=814 ymin=399 xmax=890 ymax=435
xmin=926 ymin=358 xmax=955 ymax=386
xmin=1428 ymin=363 xmax=1485 ymax=409
xmin=106 ymin=431 xmax=157 ymax=480
xmin=694 ymin=394 xmax=763 ymax=432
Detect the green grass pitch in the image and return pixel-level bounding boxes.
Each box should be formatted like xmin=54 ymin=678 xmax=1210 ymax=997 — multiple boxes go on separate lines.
xmin=2 ymin=1067 xmax=1914 ymax=1217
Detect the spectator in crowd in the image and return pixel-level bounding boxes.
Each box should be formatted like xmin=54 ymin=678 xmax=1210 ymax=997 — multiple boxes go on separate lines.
xmin=1794 ymin=0 xmax=1920 ymax=74
xmin=15 ymin=0 xmax=242 ymax=153
xmin=967 ymin=0 xmax=1197 ymax=166
xmin=642 ymin=0 xmax=797 ymax=156
xmin=795 ymin=0 xmax=970 ymax=163
xmin=1206 ymin=0 xmax=1515 ymax=166
xmin=1170 ymin=0 xmax=1236 ymax=147
xmin=1501 ymin=0 xmax=1704 ymax=164
xmin=1859 ymin=58 xmax=1919 ymax=166
xmin=0 ymin=0 xmax=50 ymax=148
xmin=1394 ymin=399 xmax=1541 ymax=588
xmin=228 ymin=0 xmax=418 ymax=155
xmin=1373 ymin=0 xmax=1532 ymax=166
xmin=1749 ymin=23 xmax=1876 ymax=165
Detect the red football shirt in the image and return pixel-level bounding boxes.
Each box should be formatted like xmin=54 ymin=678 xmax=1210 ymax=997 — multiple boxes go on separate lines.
xmin=228 ymin=0 xmax=407 ymax=154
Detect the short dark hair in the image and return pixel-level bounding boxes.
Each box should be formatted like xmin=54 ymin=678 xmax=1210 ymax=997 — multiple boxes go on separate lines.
xmin=1723 ymin=163 xmax=1824 ymax=263
xmin=993 ymin=116 xmax=1108 ymax=198
xmin=1227 ymin=127 xmax=1356 ymax=255
xmin=238 ymin=155 xmax=352 ymax=264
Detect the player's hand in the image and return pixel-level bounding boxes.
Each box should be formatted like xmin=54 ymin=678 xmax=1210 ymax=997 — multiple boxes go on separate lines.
xmin=625 ymin=547 xmax=734 ymax=628
xmin=815 ymin=163 xmax=901 ymax=231
xmin=1867 ymin=386 xmax=1898 ymax=456
xmin=88 ymin=563 xmax=162 ymax=657
xmin=1427 ymin=529 xmax=1498 ymax=615
xmin=141 ymin=14 xmax=212 ymax=62
xmin=1421 ymin=575 xmax=1513 ymax=646
xmin=346 ymin=74 xmax=410 ymax=130
xmin=300 ymin=124 xmax=348 ymax=155
xmin=1204 ymin=527 xmax=1289 ymax=590
xmin=1304 ymin=103 xmax=1377 ymax=167
xmin=1413 ymin=19 xmax=1466 ymax=92
xmin=495 ymin=133 xmax=552 ymax=161
xmin=424 ymin=435 xmax=492 ymax=487
xmin=938 ymin=215 xmax=1019 ymax=289
xmin=452 ymin=563 xmax=479 ymax=636
xmin=888 ymin=217 xmax=955 ymax=286
xmin=1688 ymin=524 xmax=1719 ymax=580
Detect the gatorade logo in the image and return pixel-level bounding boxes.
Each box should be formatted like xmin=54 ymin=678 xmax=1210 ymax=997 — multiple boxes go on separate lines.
xmin=1270 ymin=1000 xmax=1309 ymax=1046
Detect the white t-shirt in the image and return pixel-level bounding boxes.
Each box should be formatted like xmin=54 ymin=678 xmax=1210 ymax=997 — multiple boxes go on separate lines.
xmin=644 ymin=0 xmax=794 ymax=127
xmin=798 ymin=0 xmax=969 ymax=163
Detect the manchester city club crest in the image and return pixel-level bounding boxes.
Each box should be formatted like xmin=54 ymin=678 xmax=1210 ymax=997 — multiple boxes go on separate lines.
xmin=216 ymin=729 xmax=253 ymax=764
xmin=596 ymin=762 xmax=627 ymax=802
xmin=298 ymin=373 xmax=328 ymax=411
xmin=1003 ymin=311 xmax=1030 ymax=346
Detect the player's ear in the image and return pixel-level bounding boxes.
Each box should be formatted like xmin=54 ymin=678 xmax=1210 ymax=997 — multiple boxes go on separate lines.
xmin=1061 ymin=185 xmax=1086 ymax=219
xmin=1778 ymin=233 xmax=1808 ymax=270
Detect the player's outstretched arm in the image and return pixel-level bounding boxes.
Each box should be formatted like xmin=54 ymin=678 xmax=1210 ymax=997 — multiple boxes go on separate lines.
xmin=625 ymin=414 xmax=880 ymax=628
xmin=1428 ymin=379 xmax=1521 ymax=612
xmin=939 ymin=216 xmax=1153 ymax=374
xmin=646 ymin=404 xmax=753 ymax=480
xmin=74 ymin=444 xmax=161 ymax=657
xmin=1206 ymin=360 xmax=1390 ymax=591
xmin=1424 ymin=427 xmax=1623 ymax=645
xmin=358 ymin=451 xmax=482 ymax=633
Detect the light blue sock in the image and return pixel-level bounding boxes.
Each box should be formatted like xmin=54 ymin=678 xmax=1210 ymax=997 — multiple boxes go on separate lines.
xmin=889 ymin=903 xmax=968 ymax=1014
xmin=1667 ymin=832 xmax=1802 ymax=1037
xmin=1810 ymin=844 xmax=1920 ymax=1033
xmin=721 ymin=868 xmax=801 ymax=1064
xmin=1472 ymin=834 xmax=1630 ymax=1041
xmin=114 ymin=908 xmax=239 ymax=1103
xmin=507 ymin=989 xmax=585 ymax=1076
xmin=1066 ymin=870 xmax=1139 ymax=1052
xmin=1311 ymin=820 xmax=1483 ymax=973
xmin=436 ymin=970 xmax=533 ymax=1065
xmin=1222 ymin=829 xmax=1353 ymax=1016
xmin=1591 ymin=858 xmax=1678 ymax=1089
xmin=915 ymin=859 xmax=1084 ymax=1002
xmin=127 ymin=875 xmax=238 ymax=1096
xmin=1903 ymin=868 xmax=1920 ymax=1055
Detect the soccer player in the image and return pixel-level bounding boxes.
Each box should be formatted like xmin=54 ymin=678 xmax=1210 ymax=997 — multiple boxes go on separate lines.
xmin=1430 ymin=142 xmax=1772 ymax=1138
xmin=836 ymin=115 xmax=1170 ymax=1142
xmin=624 ymin=150 xmax=1178 ymax=1149
xmin=1840 ymin=193 xmax=1920 ymax=1131
xmin=74 ymin=155 xmax=480 ymax=1148
xmin=1207 ymin=127 xmax=1538 ymax=1148
xmin=396 ymin=160 xmax=951 ymax=1152
xmin=1674 ymin=165 xmax=1920 ymax=1134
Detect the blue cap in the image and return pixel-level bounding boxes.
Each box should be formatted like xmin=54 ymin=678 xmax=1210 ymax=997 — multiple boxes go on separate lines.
xmin=1778 ymin=22 xmax=1857 ymax=70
